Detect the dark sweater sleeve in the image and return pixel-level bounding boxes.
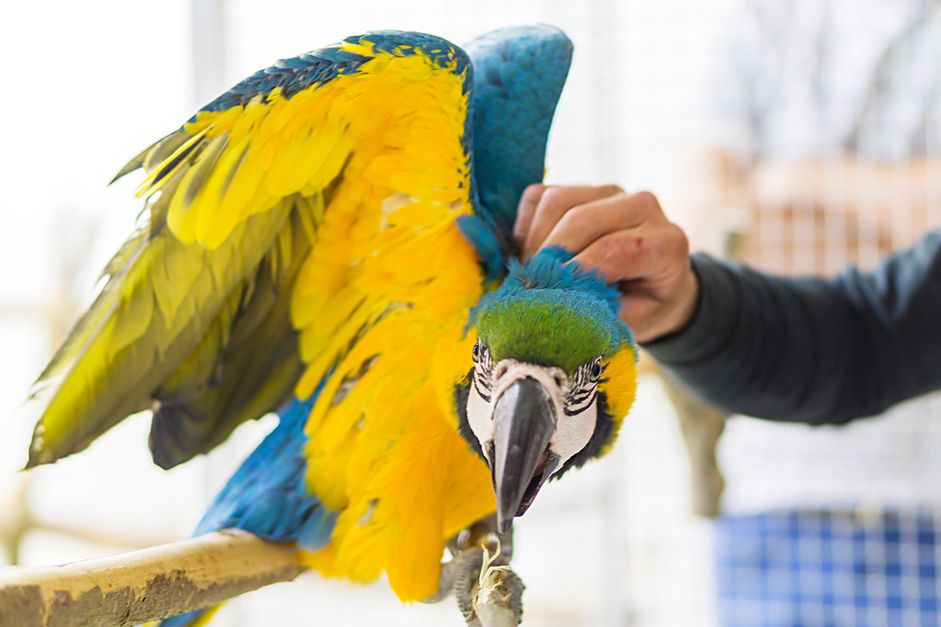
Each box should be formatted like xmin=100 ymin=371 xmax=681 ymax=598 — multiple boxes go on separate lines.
xmin=644 ymin=229 xmax=941 ymax=424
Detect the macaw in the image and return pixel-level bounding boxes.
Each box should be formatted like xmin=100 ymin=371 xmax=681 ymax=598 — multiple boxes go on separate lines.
xmin=23 ymin=24 xmax=637 ymax=619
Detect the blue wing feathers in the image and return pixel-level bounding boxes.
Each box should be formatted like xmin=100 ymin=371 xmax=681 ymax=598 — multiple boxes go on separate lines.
xmin=161 ymin=610 xmax=205 ymax=627
xmin=193 ymin=397 xmax=336 ymax=550
xmin=159 ymin=398 xmax=333 ymax=627
xmin=456 ymin=214 xmax=506 ymax=282
xmin=457 ymin=26 xmax=573 ymax=282
xmin=467 ymin=25 xmax=572 ymax=237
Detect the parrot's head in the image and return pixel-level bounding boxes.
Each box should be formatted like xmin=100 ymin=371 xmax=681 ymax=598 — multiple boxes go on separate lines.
xmin=457 ymin=248 xmax=637 ymax=532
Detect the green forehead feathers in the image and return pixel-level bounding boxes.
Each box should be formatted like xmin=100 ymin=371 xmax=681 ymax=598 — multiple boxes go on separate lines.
xmin=472 ymin=247 xmax=635 ymax=373
xmin=476 ymin=291 xmax=621 ymax=372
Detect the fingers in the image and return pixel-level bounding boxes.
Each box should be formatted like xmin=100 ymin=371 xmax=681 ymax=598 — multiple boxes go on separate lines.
xmin=511 ymin=184 xmax=695 ymax=342
xmin=512 ymin=184 xmax=546 ymax=249
xmin=521 ymin=185 xmax=623 ymax=259
xmin=570 ymin=220 xmax=688 ymax=284
xmin=540 ymin=191 xmax=658 ymax=255
xmin=570 ymin=229 xmax=656 ymax=283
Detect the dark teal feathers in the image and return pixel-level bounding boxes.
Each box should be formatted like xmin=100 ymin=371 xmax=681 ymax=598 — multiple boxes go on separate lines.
xmin=468 ymin=25 xmax=573 ymax=237
xmin=194 ymin=31 xmax=471 ymax=119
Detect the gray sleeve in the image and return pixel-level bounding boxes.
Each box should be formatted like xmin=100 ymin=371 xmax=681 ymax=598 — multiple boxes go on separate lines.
xmin=644 ymin=229 xmax=941 ymax=424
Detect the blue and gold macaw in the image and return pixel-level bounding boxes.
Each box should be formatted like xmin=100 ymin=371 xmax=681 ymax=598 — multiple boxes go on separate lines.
xmin=24 ymin=25 xmax=637 ymax=614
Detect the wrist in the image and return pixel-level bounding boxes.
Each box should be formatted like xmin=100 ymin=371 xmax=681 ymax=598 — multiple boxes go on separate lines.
xmin=636 ymin=264 xmax=700 ymax=344
xmin=669 ymin=264 xmax=700 ymax=337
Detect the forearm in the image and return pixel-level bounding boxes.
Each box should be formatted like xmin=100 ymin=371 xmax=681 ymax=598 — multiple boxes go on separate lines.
xmin=644 ymin=231 xmax=941 ymax=424
xmin=644 ymin=256 xmax=861 ymax=424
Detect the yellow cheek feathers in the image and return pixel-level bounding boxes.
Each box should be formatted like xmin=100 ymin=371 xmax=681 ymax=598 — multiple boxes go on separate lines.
xmin=597 ymin=347 xmax=638 ymax=456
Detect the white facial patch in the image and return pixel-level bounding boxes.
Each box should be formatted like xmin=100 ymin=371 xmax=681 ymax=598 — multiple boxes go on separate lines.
xmin=465 ymin=359 xmax=599 ymax=471
xmin=466 ymin=384 xmax=493 ymax=459
xmin=549 ymin=402 xmax=598 ymax=470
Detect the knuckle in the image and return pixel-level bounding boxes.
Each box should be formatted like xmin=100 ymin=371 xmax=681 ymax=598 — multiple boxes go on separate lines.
xmin=539 ymin=186 xmax=568 ymax=212
xmin=664 ymin=222 xmax=690 ymax=255
xmin=631 ymin=190 xmax=658 ymax=209
xmin=521 ymin=183 xmax=545 ymax=203
xmin=611 ymin=192 xmax=635 ymax=213
xmin=556 ymin=205 xmax=589 ymax=231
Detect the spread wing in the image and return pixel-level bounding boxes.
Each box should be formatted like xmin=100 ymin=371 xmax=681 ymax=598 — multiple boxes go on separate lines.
xmin=25 ymin=31 xmax=476 ymax=469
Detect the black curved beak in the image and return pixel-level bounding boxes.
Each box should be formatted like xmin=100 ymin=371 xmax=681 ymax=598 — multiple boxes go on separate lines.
xmin=491 ymin=377 xmax=560 ymax=533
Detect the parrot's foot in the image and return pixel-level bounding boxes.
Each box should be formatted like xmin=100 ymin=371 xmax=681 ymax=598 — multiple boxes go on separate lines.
xmin=449 ymin=514 xmax=514 ymax=560
xmin=424 ymin=515 xmax=523 ymax=625
xmin=469 ymin=543 xmax=525 ymax=627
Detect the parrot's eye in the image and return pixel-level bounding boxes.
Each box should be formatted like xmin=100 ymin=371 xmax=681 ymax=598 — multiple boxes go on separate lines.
xmin=590 ymin=357 xmax=603 ymax=382
xmin=471 ymin=343 xmax=494 ymax=401
xmin=564 ymin=357 xmax=603 ymax=416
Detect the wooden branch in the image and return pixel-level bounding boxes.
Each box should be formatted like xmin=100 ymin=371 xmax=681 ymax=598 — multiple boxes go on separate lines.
xmin=0 ymin=530 xmax=303 ymax=627
xmin=0 ymin=522 xmax=525 ymax=626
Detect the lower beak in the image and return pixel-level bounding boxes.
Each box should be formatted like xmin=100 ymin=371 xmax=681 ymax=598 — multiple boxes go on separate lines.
xmin=491 ymin=377 xmax=560 ymax=533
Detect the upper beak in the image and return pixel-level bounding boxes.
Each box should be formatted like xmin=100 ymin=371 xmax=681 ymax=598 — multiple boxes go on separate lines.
xmin=491 ymin=377 xmax=560 ymax=533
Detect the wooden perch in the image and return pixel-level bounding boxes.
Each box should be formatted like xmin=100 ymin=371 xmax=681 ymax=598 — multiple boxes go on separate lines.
xmin=0 ymin=530 xmax=303 ymax=626
xmin=0 ymin=525 xmax=524 ymax=626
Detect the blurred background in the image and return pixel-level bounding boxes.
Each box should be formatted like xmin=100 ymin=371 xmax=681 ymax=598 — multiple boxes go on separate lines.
xmin=1 ymin=0 xmax=940 ymax=625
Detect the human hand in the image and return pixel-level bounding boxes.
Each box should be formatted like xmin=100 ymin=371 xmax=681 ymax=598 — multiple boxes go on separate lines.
xmin=513 ymin=184 xmax=698 ymax=343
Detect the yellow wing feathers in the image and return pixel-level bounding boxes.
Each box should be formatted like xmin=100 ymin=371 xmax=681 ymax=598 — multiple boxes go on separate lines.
xmin=28 ymin=195 xmax=296 ymax=466
xmin=135 ymin=42 xmax=468 ymax=251
xmin=29 ymin=37 xmax=495 ymax=600
xmin=28 ymin=40 xmax=475 ymax=467
xmin=275 ymin=45 xmax=494 ymax=598
xmin=149 ymin=208 xmax=317 ymax=468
